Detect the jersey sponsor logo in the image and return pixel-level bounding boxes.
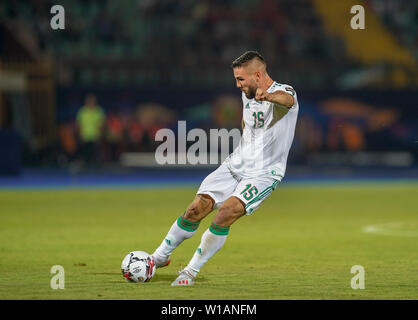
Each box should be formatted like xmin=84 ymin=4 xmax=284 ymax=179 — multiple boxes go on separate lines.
xmin=285 ymin=86 xmax=295 ymax=96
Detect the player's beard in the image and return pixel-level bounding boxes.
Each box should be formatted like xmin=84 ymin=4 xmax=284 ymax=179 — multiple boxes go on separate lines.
xmin=245 ymin=84 xmax=257 ymax=99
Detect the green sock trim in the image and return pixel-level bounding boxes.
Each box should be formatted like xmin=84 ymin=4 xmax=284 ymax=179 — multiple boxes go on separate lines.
xmin=177 ymin=212 xmax=200 ymax=232
xmin=209 ymin=223 xmax=230 ymax=236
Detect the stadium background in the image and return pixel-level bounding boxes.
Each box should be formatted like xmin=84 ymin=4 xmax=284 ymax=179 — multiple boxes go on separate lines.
xmin=1 ymin=0 xmax=417 ymax=182
xmin=0 ymin=0 xmax=417 ymax=300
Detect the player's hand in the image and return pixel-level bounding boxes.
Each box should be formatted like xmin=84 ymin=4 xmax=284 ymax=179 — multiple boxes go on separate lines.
xmin=255 ymin=88 xmax=270 ymax=101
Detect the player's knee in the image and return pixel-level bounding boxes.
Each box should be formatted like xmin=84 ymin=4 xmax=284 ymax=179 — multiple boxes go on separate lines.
xmin=184 ymin=194 xmax=214 ymax=223
xmin=214 ymin=198 xmax=245 ymax=227
xmin=226 ymin=197 xmax=245 ymax=214
xmin=217 ymin=204 xmax=243 ymax=219
xmin=184 ymin=205 xmax=201 ymax=222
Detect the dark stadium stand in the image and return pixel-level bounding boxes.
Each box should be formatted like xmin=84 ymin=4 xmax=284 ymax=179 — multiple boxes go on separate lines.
xmin=0 ymin=0 xmax=417 ymax=175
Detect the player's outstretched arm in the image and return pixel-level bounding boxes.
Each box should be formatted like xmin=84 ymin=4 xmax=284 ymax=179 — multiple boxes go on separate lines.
xmin=255 ymin=88 xmax=294 ymax=108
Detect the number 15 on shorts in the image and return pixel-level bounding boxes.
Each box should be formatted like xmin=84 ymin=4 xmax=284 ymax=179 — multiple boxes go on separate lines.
xmin=240 ymin=184 xmax=259 ymax=200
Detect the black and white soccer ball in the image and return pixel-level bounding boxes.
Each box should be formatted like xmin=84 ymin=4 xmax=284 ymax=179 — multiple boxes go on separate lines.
xmin=121 ymin=251 xmax=156 ymax=283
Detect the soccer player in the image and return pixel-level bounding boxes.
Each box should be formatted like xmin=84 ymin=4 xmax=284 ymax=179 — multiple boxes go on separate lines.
xmin=151 ymin=51 xmax=299 ymax=286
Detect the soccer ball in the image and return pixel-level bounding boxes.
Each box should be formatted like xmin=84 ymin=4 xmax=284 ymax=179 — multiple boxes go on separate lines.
xmin=121 ymin=251 xmax=156 ymax=283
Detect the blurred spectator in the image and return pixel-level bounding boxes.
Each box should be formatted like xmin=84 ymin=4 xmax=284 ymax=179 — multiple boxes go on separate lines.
xmin=211 ymin=95 xmax=242 ymax=129
xmin=134 ymin=103 xmax=177 ymax=152
xmin=76 ymin=94 xmax=105 ymax=166
xmin=126 ymin=117 xmax=144 ymax=152
xmin=58 ymin=122 xmax=77 ymax=161
xmin=104 ymin=111 xmax=125 ymax=162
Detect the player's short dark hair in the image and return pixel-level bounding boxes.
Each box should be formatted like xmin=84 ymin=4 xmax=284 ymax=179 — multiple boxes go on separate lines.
xmin=231 ymin=51 xmax=266 ymax=68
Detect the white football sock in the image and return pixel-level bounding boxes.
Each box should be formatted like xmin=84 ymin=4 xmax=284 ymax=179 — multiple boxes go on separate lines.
xmin=153 ymin=213 xmax=200 ymax=264
xmin=185 ymin=223 xmax=229 ymax=277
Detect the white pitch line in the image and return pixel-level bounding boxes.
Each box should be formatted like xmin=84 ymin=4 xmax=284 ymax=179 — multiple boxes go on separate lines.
xmin=362 ymin=222 xmax=418 ymax=237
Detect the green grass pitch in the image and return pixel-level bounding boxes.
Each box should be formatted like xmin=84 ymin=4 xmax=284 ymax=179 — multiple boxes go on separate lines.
xmin=0 ymin=182 xmax=417 ymax=300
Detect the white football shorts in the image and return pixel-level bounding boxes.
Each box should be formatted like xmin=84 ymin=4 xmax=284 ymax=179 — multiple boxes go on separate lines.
xmin=197 ymin=162 xmax=279 ymax=215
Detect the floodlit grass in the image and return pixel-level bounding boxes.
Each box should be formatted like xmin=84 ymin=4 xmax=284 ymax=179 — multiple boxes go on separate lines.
xmin=0 ymin=183 xmax=417 ymax=299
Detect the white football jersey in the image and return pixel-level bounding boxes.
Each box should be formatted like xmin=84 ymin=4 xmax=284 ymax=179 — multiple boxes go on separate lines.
xmin=224 ymin=81 xmax=299 ymax=180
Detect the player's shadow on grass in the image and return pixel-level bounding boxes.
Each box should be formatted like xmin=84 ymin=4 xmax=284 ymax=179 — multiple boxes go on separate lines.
xmin=88 ymin=272 xmax=207 ymax=283
xmin=90 ymin=272 xmax=120 ymax=275
xmin=152 ymin=274 xmax=207 ymax=283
